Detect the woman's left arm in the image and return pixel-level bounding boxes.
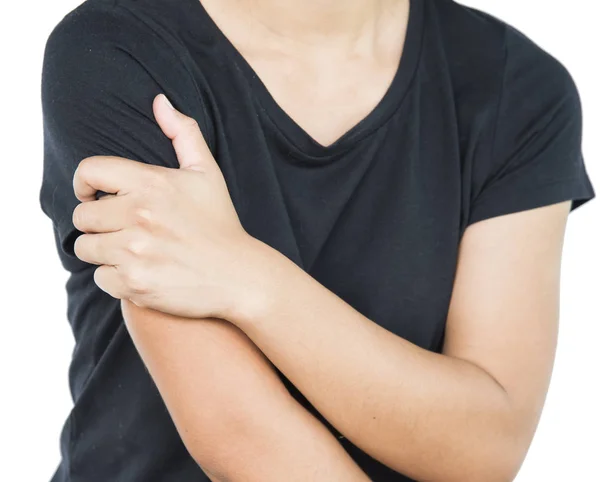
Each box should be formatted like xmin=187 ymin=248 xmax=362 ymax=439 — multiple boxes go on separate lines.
xmin=227 ymin=199 xmax=570 ymax=482
xmin=226 ymin=23 xmax=595 ymax=482
xmin=75 ymin=97 xmax=571 ymax=482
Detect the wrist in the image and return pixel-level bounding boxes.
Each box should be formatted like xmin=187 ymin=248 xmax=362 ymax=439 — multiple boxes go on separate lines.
xmin=224 ymin=235 xmax=290 ymax=328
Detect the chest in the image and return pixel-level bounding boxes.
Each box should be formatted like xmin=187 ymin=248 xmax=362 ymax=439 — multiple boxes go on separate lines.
xmin=210 ymin=89 xmax=466 ymax=352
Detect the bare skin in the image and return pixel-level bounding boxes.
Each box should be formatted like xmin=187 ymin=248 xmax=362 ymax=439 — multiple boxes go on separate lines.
xmin=199 ymin=0 xmax=411 ymax=146
xmin=71 ymin=1 xmax=569 ymax=480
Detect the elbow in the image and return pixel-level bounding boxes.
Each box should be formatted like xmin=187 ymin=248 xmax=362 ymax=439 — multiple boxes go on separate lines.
xmin=175 ymin=403 xmax=263 ymax=481
xmin=453 ymin=429 xmax=531 ymax=482
xmin=433 ymin=404 xmax=532 ymax=482
xmin=194 ymin=460 xmax=232 ymax=482
xmin=178 ymin=419 xmax=242 ymax=480
xmin=443 ymin=454 xmax=521 ymax=482
xmin=465 ymin=461 xmax=523 ymax=482
xmin=187 ymin=447 xmax=232 ymax=482
xmin=460 ymin=459 xmax=522 ymax=482
xmin=455 ymin=390 xmax=534 ymax=482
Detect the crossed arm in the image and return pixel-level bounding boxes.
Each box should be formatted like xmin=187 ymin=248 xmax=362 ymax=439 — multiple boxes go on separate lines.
xmin=73 ymin=94 xmax=570 ymax=482
xmin=119 ymin=303 xmax=368 ymax=482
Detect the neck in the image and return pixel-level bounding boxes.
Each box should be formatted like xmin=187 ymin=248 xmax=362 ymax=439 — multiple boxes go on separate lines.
xmin=233 ymin=0 xmax=407 ymax=49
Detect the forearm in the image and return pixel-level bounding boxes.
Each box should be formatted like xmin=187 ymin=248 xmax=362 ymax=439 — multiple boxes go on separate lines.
xmin=229 ymin=240 xmax=525 ymax=482
xmin=196 ymin=386 xmax=370 ymax=482
xmin=120 ymin=300 xmax=369 ymax=482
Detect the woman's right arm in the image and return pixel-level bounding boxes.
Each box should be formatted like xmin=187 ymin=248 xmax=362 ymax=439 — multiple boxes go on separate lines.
xmin=120 ymin=301 xmax=368 ymax=482
xmin=41 ymin=6 xmax=367 ymax=481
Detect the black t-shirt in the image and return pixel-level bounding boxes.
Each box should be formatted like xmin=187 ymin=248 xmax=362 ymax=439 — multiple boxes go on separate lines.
xmin=40 ymin=0 xmax=596 ymax=480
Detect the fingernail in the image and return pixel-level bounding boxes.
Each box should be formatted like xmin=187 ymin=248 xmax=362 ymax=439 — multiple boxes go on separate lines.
xmin=162 ymin=94 xmax=174 ymax=110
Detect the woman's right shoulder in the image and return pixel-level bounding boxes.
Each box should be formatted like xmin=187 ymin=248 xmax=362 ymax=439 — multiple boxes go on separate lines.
xmin=42 ymin=0 xmax=211 ymax=128
xmin=42 ymin=0 xmax=216 ymax=169
xmin=44 ymin=0 xmax=200 ymax=83
xmin=46 ymin=0 xmax=151 ymax=52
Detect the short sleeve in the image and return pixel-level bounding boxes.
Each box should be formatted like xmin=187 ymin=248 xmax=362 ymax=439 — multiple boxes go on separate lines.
xmin=39 ymin=4 xmax=212 ymax=272
xmin=467 ymin=24 xmax=595 ymax=227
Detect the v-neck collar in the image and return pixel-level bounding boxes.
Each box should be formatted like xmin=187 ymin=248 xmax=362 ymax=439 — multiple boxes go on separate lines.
xmin=188 ymin=0 xmax=424 ymax=162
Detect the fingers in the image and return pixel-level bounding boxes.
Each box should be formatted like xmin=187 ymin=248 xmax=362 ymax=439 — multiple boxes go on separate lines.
xmin=73 ymin=155 xmax=154 ymax=202
xmin=152 ymin=93 xmax=214 ymax=171
xmin=72 ymin=195 xmax=130 ymax=233
xmin=93 ymin=265 xmax=128 ymax=300
xmin=74 ymin=230 xmax=129 ymax=266
xmin=78 ymin=234 xmax=154 ymax=303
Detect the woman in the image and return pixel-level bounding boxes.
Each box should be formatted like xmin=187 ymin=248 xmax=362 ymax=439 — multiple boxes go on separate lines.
xmin=40 ymin=0 xmax=595 ymax=480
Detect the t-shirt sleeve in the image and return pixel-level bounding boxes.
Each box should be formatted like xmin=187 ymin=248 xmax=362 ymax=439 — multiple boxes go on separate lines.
xmin=466 ymin=24 xmax=595 ymax=227
xmin=39 ymin=4 xmax=212 ymax=272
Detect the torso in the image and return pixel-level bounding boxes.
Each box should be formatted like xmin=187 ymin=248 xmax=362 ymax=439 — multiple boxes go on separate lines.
xmin=43 ymin=0 xmax=545 ymax=480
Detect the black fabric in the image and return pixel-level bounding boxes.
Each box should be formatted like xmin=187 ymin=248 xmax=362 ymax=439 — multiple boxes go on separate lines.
xmin=39 ymin=0 xmax=596 ymax=480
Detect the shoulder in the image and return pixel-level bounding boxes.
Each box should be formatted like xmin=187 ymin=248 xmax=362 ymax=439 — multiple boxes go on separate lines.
xmin=42 ymin=0 xmax=212 ymax=93
xmin=426 ymin=2 xmax=593 ymax=227
xmin=432 ymin=1 xmax=582 ymax=145
xmin=428 ymin=0 xmax=577 ymax=102
xmin=45 ymin=0 xmax=149 ymax=54
xmin=427 ymin=1 xmax=582 ymax=171
xmin=429 ymin=0 xmax=568 ymax=62
xmin=44 ymin=0 xmax=191 ymax=78
xmin=42 ymin=0 xmax=213 ymax=142
xmin=44 ymin=0 xmax=190 ymax=40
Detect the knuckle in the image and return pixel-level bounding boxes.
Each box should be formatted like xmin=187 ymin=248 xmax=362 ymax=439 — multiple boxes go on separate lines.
xmin=122 ymin=265 xmax=148 ymax=295
xmin=132 ymin=206 xmax=154 ymax=227
xmin=77 ymin=156 xmax=93 ymax=172
xmin=76 ymin=156 xmax=99 ymax=176
xmin=94 ymin=266 xmax=124 ymax=299
xmin=72 ymin=203 xmax=97 ymax=232
xmin=141 ymin=168 xmax=169 ymax=194
xmin=183 ymin=116 xmax=200 ymax=132
xmin=124 ymin=230 xmax=150 ymax=257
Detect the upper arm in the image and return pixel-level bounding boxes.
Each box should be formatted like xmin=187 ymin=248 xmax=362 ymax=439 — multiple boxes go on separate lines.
xmin=444 ymin=200 xmax=569 ymax=448
xmin=443 ymin=23 xmax=595 ymax=470
xmin=40 ymin=3 xmax=210 ymax=270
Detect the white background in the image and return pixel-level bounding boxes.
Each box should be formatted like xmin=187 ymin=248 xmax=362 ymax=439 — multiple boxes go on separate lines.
xmin=1 ymin=0 xmax=598 ymax=480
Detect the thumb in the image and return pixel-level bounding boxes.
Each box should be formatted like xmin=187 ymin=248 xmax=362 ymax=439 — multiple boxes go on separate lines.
xmin=153 ymin=93 xmax=214 ymax=171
